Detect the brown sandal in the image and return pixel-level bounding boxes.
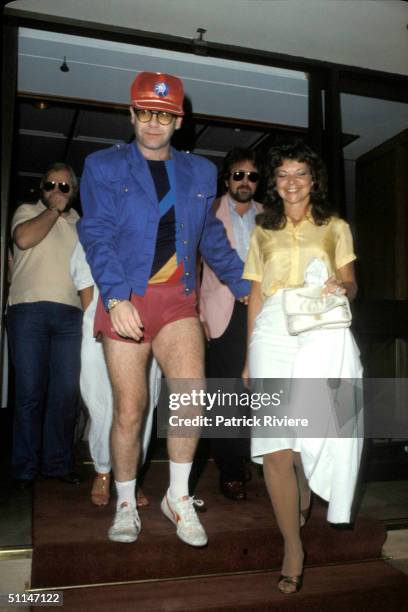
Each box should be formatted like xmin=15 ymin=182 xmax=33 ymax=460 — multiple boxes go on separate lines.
xmin=91 ymin=472 xmax=111 ymax=506
xmin=277 ymin=574 xmax=303 ymax=594
xmin=136 ymin=487 xmax=150 ymax=508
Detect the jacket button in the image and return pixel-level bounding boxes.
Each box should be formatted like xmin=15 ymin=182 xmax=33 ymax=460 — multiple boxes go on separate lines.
xmin=184 ymin=287 xmax=190 ymax=294
xmin=197 ymin=193 xmax=204 ymax=198
xmin=185 ymin=272 xmax=190 ymax=277
xmin=183 ymin=240 xmax=188 ymax=245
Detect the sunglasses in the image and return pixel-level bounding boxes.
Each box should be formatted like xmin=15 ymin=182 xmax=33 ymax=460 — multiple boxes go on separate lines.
xmin=134 ymin=108 xmax=176 ymax=126
xmin=43 ymin=181 xmax=72 ymax=194
xmin=229 ymin=171 xmax=260 ymax=183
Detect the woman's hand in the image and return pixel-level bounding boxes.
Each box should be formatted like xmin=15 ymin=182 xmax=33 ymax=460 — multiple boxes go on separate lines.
xmin=323 ymin=263 xmax=358 ymax=301
xmin=322 ymin=275 xmax=346 ymax=296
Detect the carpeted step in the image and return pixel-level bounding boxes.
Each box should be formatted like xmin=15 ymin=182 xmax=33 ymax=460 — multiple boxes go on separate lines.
xmin=52 ymin=561 xmax=408 ymax=611
xmin=31 ymin=462 xmax=387 ymax=589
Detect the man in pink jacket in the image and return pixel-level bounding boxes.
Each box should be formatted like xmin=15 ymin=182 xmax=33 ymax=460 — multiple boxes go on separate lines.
xmin=199 ymin=148 xmax=262 ymax=500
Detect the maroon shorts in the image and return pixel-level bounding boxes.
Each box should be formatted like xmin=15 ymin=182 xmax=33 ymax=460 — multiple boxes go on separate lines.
xmin=94 ymin=284 xmax=198 ymax=343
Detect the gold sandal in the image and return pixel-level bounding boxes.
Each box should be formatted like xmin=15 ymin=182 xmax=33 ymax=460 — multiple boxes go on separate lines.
xmin=91 ymin=472 xmax=111 ymax=506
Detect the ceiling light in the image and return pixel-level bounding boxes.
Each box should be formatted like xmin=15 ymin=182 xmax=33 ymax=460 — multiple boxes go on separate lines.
xmin=60 ymin=56 xmax=69 ymax=72
xmin=192 ymin=28 xmax=208 ymax=56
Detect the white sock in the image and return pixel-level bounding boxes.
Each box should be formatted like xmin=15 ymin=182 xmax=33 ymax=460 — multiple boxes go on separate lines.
xmin=168 ymin=461 xmax=192 ymax=499
xmin=115 ymin=479 xmax=136 ymax=510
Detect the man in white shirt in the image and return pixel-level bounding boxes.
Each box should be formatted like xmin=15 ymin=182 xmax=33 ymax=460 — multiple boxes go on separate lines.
xmin=70 ymin=242 xmax=162 ymax=507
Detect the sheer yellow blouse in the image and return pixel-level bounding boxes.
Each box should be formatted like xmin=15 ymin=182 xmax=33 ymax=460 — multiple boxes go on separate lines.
xmin=243 ymin=213 xmax=356 ymax=299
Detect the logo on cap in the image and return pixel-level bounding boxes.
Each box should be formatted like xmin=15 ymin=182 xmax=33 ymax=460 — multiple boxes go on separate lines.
xmin=154 ymin=82 xmax=169 ymax=97
xmin=130 ymin=72 xmax=184 ymax=116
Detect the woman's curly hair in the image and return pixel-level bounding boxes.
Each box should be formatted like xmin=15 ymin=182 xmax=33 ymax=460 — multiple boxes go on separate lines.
xmin=257 ymin=141 xmax=333 ymax=230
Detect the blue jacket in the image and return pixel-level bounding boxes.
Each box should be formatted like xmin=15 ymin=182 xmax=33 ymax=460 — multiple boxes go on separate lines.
xmin=78 ymin=142 xmax=249 ymax=308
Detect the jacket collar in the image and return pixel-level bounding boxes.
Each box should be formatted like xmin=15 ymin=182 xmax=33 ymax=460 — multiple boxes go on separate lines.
xmin=127 ymin=142 xmax=157 ymax=207
xmin=126 ymin=142 xmax=192 ymax=207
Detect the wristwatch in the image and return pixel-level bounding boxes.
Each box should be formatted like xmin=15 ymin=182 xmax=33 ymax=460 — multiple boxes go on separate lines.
xmin=107 ymin=298 xmax=123 ymax=311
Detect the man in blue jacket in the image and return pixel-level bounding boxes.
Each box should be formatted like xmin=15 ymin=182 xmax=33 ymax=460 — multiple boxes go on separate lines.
xmin=79 ymin=72 xmax=249 ymax=546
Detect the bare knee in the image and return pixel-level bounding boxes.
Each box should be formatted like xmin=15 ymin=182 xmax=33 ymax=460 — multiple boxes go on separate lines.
xmin=112 ymin=399 xmax=146 ymax=433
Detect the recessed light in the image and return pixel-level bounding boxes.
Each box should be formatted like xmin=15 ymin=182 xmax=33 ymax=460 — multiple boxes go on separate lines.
xmin=34 ymin=101 xmax=50 ymax=110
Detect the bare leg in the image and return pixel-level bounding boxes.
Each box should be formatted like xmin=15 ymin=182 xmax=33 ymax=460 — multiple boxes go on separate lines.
xmin=153 ymin=317 xmax=208 ymax=547
xmin=103 ymin=338 xmax=151 ymax=481
xmin=153 ymin=317 xmax=205 ymax=463
xmin=91 ymin=471 xmax=111 ymax=506
xmin=263 ymin=449 xmax=304 ymax=592
xmin=294 ymin=452 xmax=311 ymax=524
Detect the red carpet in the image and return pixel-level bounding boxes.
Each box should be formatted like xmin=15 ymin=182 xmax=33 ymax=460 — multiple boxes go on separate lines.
xmin=32 ymin=461 xmax=390 ymax=589
xmin=30 ymin=460 xmax=408 ymax=610
xmin=55 ymin=562 xmax=408 ymax=611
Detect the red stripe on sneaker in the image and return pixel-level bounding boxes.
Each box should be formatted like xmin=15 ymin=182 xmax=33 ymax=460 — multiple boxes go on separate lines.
xmin=166 ymin=496 xmax=181 ymax=523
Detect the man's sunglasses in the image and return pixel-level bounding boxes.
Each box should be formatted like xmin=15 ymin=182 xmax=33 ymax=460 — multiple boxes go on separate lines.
xmin=43 ymin=181 xmax=72 ymax=194
xmin=229 ymin=171 xmax=260 ymax=183
xmin=134 ymin=108 xmax=176 ymax=126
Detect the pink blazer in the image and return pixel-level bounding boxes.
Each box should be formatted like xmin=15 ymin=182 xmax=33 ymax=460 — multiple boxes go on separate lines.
xmin=199 ymin=195 xmax=262 ymax=339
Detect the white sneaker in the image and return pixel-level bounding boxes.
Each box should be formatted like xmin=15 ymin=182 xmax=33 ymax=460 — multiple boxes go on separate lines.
xmin=161 ymin=491 xmax=208 ymax=547
xmin=108 ymin=502 xmax=141 ymax=543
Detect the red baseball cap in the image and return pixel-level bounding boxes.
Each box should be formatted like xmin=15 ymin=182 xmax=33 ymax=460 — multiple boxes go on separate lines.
xmin=130 ymin=72 xmax=185 ymax=116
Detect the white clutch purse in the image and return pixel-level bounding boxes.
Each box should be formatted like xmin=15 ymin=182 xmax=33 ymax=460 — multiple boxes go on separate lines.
xmin=282 ymin=285 xmax=352 ymax=335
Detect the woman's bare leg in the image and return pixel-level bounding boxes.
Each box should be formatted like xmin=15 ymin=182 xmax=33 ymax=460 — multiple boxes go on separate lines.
xmin=294 ymin=451 xmax=311 ymax=524
xmin=263 ymin=449 xmax=304 ymax=592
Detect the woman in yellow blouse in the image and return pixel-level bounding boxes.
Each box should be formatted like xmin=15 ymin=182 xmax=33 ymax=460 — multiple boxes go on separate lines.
xmin=243 ymin=142 xmax=362 ymax=594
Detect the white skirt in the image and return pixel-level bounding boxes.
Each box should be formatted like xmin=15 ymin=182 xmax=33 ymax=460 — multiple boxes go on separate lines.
xmin=249 ymin=290 xmax=363 ymax=523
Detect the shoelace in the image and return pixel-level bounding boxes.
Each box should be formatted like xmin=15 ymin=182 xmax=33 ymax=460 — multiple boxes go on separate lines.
xmin=115 ymin=505 xmax=140 ymax=528
xmin=178 ymin=497 xmax=205 ymax=524
xmin=191 ymin=497 xmax=205 ymax=509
